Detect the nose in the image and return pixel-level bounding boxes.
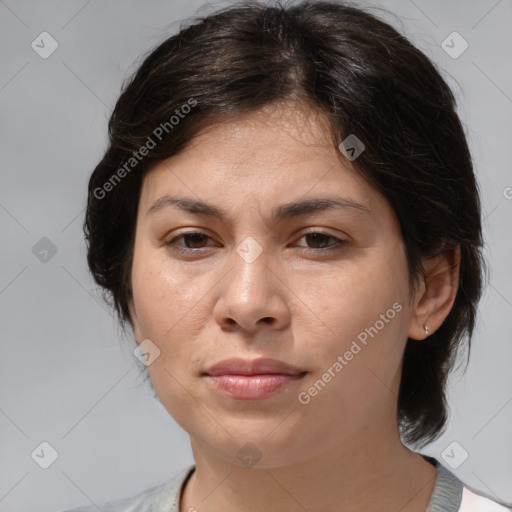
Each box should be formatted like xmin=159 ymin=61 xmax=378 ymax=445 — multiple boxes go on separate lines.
xmin=213 ymin=240 xmax=291 ymax=334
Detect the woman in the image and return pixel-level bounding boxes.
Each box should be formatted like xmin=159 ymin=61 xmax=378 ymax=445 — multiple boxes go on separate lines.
xmin=65 ymin=1 xmax=510 ymax=511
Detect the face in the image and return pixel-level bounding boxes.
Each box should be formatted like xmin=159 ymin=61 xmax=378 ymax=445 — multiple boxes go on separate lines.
xmin=129 ymin=102 xmax=419 ymax=468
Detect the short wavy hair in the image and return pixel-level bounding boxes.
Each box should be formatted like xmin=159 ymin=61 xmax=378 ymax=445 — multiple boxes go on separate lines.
xmin=84 ymin=1 xmax=485 ymax=447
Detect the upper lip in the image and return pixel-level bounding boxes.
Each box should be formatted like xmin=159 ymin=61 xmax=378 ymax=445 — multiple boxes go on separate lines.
xmin=204 ymin=357 xmax=306 ymax=376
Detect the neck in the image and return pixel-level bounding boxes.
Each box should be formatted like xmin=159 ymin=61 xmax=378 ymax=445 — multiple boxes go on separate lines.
xmin=180 ymin=426 xmax=437 ymax=512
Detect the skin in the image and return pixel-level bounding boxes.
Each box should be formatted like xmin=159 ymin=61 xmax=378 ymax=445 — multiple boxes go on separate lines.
xmin=129 ymin=101 xmax=460 ymax=512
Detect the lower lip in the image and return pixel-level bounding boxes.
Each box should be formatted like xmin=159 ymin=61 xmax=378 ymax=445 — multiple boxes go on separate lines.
xmin=206 ymin=373 xmax=305 ymax=400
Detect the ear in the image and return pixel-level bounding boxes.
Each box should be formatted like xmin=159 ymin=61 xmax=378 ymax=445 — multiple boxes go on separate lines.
xmin=407 ymin=246 xmax=460 ymax=340
xmin=128 ymin=298 xmax=143 ymax=343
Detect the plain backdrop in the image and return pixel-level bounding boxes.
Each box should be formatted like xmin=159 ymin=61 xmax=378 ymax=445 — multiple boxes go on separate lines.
xmin=0 ymin=1 xmax=511 ymax=510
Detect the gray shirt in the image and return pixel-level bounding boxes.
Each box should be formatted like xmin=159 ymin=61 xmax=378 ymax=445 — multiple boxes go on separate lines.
xmin=62 ymin=458 xmax=511 ymax=511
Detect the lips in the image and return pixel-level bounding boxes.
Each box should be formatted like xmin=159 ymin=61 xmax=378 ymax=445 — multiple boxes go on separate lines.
xmin=205 ymin=357 xmax=305 ymax=377
xmin=204 ymin=357 xmax=307 ymax=400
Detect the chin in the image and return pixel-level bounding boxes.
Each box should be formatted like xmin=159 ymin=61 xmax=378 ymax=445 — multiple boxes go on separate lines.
xmin=188 ymin=416 xmax=320 ymax=469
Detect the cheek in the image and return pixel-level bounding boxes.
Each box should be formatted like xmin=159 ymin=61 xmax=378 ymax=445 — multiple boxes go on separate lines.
xmin=306 ymin=252 xmax=408 ymax=344
xmin=131 ymin=250 xmax=217 ymax=399
xmin=297 ymin=250 xmax=410 ymax=414
xmin=293 ymin=267 xmax=408 ymax=426
xmin=132 ymin=249 xmax=210 ymax=340
xmin=131 ymin=254 xmax=211 ymax=424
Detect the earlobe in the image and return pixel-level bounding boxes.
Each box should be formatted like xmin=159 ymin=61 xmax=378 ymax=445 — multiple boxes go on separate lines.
xmin=407 ymin=246 xmax=460 ymax=340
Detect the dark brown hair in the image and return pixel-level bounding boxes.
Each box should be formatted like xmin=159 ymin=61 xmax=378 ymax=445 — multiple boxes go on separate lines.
xmin=84 ymin=0 xmax=485 ymax=447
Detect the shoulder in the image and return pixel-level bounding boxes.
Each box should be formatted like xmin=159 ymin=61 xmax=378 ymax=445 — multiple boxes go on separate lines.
xmin=459 ymin=486 xmax=512 ymax=512
xmin=423 ymin=456 xmax=511 ymax=512
xmin=60 ymin=466 xmax=195 ymax=512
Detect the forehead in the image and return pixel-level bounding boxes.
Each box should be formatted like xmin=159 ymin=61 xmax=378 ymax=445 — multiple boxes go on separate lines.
xmin=138 ymin=102 xmax=393 ymax=226
xmin=185 ymin=102 xmax=336 ymax=171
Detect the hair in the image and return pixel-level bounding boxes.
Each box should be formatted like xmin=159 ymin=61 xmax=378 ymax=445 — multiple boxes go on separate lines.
xmin=84 ymin=0 xmax=485 ymax=447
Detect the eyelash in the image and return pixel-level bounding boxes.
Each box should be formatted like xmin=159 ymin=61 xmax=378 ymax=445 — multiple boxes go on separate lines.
xmin=165 ymin=231 xmax=347 ymax=255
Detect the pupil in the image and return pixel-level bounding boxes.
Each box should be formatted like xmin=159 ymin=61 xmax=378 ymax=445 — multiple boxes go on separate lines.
xmin=307 ymin=233 xmax=329 ymax=248
xmin=186 ymin=234 xmax=206 ymax=248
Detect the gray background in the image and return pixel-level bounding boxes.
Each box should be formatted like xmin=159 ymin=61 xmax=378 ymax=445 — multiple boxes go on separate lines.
xmin=0 ymin=0 xmax=511 ymax=510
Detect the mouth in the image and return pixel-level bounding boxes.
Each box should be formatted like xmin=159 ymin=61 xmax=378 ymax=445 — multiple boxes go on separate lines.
xmin=203 ymin=357 xmax=307 ymax=400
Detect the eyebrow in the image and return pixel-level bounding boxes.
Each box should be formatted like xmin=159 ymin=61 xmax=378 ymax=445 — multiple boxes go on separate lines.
xmin=147 ymin=195 xmax=372 ymax=221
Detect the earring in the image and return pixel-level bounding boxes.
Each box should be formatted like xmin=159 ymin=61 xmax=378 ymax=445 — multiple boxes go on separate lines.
xmin=424 ymin=324 xmax=430 ymax=337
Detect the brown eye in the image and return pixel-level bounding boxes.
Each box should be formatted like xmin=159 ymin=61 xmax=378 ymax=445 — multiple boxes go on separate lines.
xmin=295 ymin=232 xmax=347 ymax=251
xmin=166 ymin=232 xmax=216 ymax=253
xmin=180 ymin=233 xmax=209 ymax=248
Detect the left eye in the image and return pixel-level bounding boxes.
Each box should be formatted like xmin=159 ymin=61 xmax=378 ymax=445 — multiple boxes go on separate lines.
xmin=294 ymin=232 xmax=346 ymax=250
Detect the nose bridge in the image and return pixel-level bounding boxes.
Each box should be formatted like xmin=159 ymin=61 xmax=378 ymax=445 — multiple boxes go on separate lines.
xmin=231 ymin=235 xmax=271 ymax=304
xmin=235 ymin=235 xmax=265 ymax=266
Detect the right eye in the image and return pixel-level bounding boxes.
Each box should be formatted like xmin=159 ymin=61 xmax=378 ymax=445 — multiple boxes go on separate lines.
xmin=165 ymin=232 xmax=219 ymax=253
